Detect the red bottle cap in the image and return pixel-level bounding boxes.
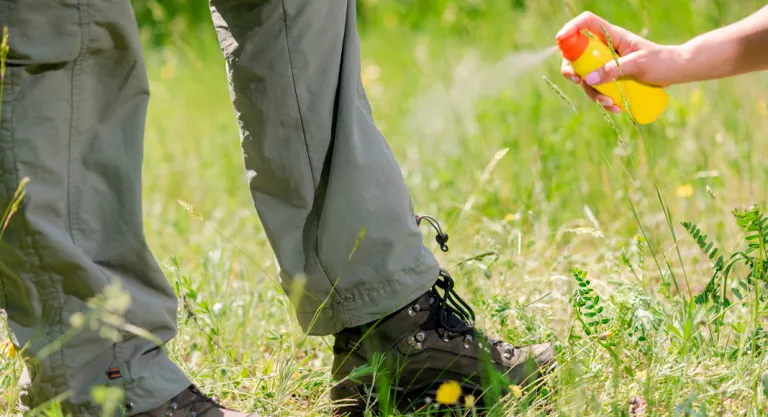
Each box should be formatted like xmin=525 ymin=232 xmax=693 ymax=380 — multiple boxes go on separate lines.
xmin=557 ymin=32 xmax=589 ymax=62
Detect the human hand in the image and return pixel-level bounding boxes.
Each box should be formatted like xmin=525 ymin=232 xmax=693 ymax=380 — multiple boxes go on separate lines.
xmin=556 ymin=12 xmax=687 ymax=113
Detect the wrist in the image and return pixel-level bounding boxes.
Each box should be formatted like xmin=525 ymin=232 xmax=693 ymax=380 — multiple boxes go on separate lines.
xmin=666 ymin=43 xmax=697 ymax=85
xmin=674 ymin=35 xmax=741 ymax=83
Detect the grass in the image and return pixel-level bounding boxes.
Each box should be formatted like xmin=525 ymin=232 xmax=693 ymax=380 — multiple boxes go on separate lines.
xmin=4 ymin=0 xmax=768 ymax=415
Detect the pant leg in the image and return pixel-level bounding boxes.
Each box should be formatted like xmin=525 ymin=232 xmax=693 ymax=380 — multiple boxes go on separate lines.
xmin=0 ymin=0 xmax=189 ymax=414
xmin=209 ymin=0 xmax=440 ymax=336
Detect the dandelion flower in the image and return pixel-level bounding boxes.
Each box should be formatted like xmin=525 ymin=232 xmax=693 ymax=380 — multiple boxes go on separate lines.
xmin=676 ymin=184 xmax=694 ymax=199
xmin=464 ymin=394 xmax=476 ymax=408
xmin=503 ymin=213 xmax=518 ymax=223
xmin=435 ymin=380 xmax=462 ymax=405
xmin=509 ymin=384 xmax=523 ymax=399
xmin=1 ymin=340 xmax=17 ymax=358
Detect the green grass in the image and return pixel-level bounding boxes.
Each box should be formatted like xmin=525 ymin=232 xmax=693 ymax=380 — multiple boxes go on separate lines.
xmin=4 ymin=0 xmax=768 ymax=415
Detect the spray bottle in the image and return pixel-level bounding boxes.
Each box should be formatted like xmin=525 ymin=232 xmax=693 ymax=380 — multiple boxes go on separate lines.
xmin=558 ymin=31 xmax=668 ymax=124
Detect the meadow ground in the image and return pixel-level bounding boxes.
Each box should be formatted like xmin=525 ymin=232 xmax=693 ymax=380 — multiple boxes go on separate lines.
xmin=3 ymin=1 xmax=768 ymax=415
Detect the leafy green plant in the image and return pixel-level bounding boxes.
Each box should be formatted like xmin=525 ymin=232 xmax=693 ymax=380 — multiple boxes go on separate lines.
xmin=731 ymin=207 xmax=768 ymax=298
xmin=681 ymin=221 xmax=726 ymax=306
xmin=684 ymin=206 xmax=768 ymax=308
xmin=569 ymin=268 xmax=612 ymax=342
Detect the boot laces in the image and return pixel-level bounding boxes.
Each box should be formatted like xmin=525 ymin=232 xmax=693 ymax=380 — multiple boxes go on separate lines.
xmin=433 ymin=269 xmax=476 ymax=334
xmin=415 ymin=215 xmax=475 ymax=334
xmin=162 ymin=386 xmax=221 ymax=417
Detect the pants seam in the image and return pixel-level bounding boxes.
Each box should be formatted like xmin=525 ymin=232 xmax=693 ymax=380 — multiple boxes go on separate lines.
xmin=278 ymin=1 xmax=314 ymax=187
xmin=279 ymin=0 xmax=342 ymax=298
xmin=67 ymin=0 xmax=88 ymax=249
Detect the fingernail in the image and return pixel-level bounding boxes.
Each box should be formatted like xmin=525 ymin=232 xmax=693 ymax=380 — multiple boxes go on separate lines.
xmin=585 ymin=71 xmax=601 ymax=85
xmin=597 ymin=97 xmax=613 ymax=107
xmin=610 ymin=106 xmax=622 ymax=113
xmin=569 ymin=76 xmax=581 ymax=84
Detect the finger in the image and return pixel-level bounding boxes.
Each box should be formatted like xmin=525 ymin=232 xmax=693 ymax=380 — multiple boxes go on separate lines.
xmin=584 ymin=54 xmax=641 ymax=86
xmin=556 ymin=12 xmax=612 ymax=42
xmin=582 ymin=84 xmax=614 ymax=108
xmin=560 ymin=59 xmax=581 ymax=84
xmin=555 ymin=11 xmax=633 ymax=53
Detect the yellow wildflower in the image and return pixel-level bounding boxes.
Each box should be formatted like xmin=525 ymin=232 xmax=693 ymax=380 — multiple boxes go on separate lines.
xmin=599 ymin=330 xmax=613 ymax=340
xmin=676 ymin=184 xmax=694 ymax=199
xmin=464 ymin=394 xmax=476 ymax=408
xmin=1 ymin=340 xmax=17 ymax=358
xmin=509 ymin=384 xmax=523 ymax=399
xmin=435 ymin=380 xmax=462 ymax=405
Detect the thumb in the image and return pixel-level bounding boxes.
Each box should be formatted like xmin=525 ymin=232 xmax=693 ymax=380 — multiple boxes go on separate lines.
xmin=584 ymin=55 xmax=640 ymax=86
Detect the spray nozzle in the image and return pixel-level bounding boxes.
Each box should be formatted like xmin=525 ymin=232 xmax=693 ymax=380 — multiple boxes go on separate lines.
xmin=557 ymin=32 xmax=589 ymax=62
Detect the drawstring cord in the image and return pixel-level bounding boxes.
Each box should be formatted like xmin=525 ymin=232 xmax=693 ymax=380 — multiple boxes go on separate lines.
xmin=416 ymin=215 xmax=449 ymax=252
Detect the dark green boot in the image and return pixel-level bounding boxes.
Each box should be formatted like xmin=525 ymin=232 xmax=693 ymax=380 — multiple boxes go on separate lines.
xmin=331 ymin=269 xmax=554 ymax=416
xmin=136 ymin=386 xmax=259 ymax=417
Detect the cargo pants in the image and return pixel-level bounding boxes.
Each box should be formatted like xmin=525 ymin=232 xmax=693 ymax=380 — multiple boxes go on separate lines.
xmin=0 ymin=0 xmax=439 ymax=415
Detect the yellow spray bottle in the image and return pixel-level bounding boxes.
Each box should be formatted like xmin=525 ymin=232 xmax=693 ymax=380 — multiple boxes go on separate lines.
xmin=557 ymin=31 xmax=669 ymax=124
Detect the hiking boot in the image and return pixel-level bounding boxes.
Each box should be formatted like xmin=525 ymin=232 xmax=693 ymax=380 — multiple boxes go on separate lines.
xmin=331 ymin=269 xmax=555 ymax=416
xmin=135 ymin=386 xmax=259 ymax=417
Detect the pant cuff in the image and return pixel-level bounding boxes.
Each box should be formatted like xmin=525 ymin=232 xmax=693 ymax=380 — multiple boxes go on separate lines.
xmin=123 ymin=352 xmax=191 ymax=416
xmin=297 ymin=246 xmax=440 ymax=335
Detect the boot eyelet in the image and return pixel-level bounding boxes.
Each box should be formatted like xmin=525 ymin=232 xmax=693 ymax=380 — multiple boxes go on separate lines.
xmin=408 ymin=333 xmax=424 ymax=350
xmin=165 ymin=410 xmax=174 ymax=417
xmin=503 ymin=346 xmax=514 ymax=360
xmin=170 ymin=402 xmax=179 ymax=410
xmin=412 ymin=304 xmax=421 ymax=313
xmin=190 ymin=413 xmax=197 ymax=417
xmin=124 ymin=403 xmax=134 ymax=412
xmin=463 ymin=335 xmax=473 ymax=349
xmin=407 ymin=308 xmax=416 ymax=317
